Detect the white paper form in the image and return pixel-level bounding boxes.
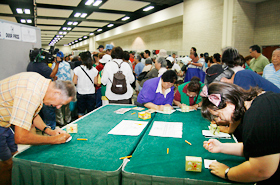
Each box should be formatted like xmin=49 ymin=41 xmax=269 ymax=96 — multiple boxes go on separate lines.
xmin=149 ymin=121 xmax=183 ymax=138
xmin=108 ymin=120 xmax=148 ymax=136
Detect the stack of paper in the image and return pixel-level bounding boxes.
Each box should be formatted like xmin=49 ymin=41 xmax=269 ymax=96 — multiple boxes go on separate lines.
xmin=149 ymin=121 xmax=183 ymax=138
xmin=114 ymin=108 xmax=131 ymax=114
xmin=108 ymin=120 xmax=148 ymax=136
xmin=156 ymin=109 xmax=176 ymax=114
xmin=202 ymin=130 xmax=231 ymax=139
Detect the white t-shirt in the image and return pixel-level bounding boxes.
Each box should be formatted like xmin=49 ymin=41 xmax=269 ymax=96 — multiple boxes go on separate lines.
xmin=74 ymin=65 xmax=98 ymax=94
xmin=101 ymin=59 xmax=135 ymax=100
xmin=172 ymin=63 xmax=181 ymax=72
xmin=158 ymin=68 xmax=167 ymax=77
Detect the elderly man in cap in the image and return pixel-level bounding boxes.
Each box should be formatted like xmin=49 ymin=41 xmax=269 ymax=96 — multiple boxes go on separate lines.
xmin=0 ymin=72 xmax=75 ymax=184
xmin=105 ymin=44 xmax=114 ymax=55
xmin=97 ymin=45 xmax=104 ymax=52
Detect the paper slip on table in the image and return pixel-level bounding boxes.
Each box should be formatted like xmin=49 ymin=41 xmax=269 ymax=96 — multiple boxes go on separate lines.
xmin=122 ymin=110 xmax=254 ymax=185
xmin=12 ymin=104 xmax=155 ymax=185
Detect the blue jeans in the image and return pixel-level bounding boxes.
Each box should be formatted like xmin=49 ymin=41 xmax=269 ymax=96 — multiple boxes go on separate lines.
xmin=0 ymin=127 xmax=17 ymax=161
xmin=77 ymin=93 xmax=96 ymax=116
xmin=95 ymin=88 xmax=102 ymax=108
xmin=40 ymin=104 xmax=56 ymax=130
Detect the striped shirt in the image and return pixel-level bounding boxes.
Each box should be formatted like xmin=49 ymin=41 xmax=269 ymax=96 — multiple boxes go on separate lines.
xmin=263 ymin=63 xmax=280 ymax=89
xmin=0 ymin=72 xmax=50 ymax=130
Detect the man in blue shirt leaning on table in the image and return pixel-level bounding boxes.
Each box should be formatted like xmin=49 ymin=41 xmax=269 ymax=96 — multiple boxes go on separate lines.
xmin=136 ymin=70 xmax=177 ymax=111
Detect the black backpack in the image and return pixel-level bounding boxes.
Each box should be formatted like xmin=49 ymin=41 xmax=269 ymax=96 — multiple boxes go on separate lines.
xmin=137 ymin=71 xmax=149 ymax=81
xmin=110 ymin=61 xmax=127 ymax=94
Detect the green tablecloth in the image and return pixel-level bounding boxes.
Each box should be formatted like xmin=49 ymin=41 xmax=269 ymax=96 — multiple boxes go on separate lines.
xmin=122 ymin=110 xmax=251 ymax=185
xmin=12 ymin=104 xmax=154 ymax=185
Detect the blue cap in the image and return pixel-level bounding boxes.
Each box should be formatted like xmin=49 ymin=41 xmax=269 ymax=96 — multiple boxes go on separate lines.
xmin=56 ymin=51 xmax=64 ymax=58
xmin=105 ymin=44 xmax=114 ymax=50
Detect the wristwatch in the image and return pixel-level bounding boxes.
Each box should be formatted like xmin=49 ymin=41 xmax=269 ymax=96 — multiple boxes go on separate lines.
xmin=225 ymin=168 xmax=230 ymax=180
xmin=42 ymin=126 xmax=51 ymax=134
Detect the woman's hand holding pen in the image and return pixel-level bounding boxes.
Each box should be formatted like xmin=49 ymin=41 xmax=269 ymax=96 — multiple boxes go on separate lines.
xmin=203 ymin=139 xmax=222 ymax=153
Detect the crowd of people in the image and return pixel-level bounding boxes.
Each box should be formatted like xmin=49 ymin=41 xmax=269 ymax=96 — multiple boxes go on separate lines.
xmin=1 ymin=43 xmax=280 ymax=184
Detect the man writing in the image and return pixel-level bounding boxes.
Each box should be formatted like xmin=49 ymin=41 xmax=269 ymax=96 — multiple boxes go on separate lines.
xmin=0 ymin=72 xmax=75 ymax=184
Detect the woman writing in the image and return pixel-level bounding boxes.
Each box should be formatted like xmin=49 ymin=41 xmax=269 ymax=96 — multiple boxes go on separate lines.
xmin=173 ymin=77 xmax=204 ymax=110
xmin=201 ymin=82 xmax=280 ymax=184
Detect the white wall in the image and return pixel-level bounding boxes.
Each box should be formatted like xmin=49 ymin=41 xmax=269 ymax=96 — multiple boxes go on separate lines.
xmin=0 ymin=19 xmax=41 ymax=80
xmin=182 ymin=0 xmax=224 ymax=55
xmin=254 ymin=0 xmax=280 ymax=46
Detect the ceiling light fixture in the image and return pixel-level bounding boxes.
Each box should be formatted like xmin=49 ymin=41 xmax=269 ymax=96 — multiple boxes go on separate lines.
xmin=74 ymin=13 xmax=81 ymax=17
xmin=93 ymin=0 xmax=102 ymax=6
xmin=107 ymin=24 xmax=114 ymax=27
xmin=73 ymin=22 xmax=78 ymax=25
xmin=20 ymin=19 xmax=26 ymax=23
xmin=59 ymin=31 xmax=63 ymax=34
xmin=75 ymin=40 xmax=78 ymax=42
xmin=85 ymin=0 xmax=94 ymax=6
xmin=121 ymin=16 xmax=130 ymax=21
xmin=97 ymin=29 xmax=102 ymax=32
xmin=83 ymin=36 xmax=87 ymax=39
xmin=79 ymin=38 xmax=82 ymax=41
xmin=67 ymin=27 xmax=72 ymax=30
xmin=24 ymin=9 xmax=30 ymax=14
xmin=63 ymin=32 xmax=67 ymax=35
xmin=62 ymin=27 xmax=67 ymax=30
xmin=16 ymin=8 xmax=23 ymax=14
xmin=89 ymin=33 xmax=94 ymax=36
xmin=143 ymin=6 xmax=154 ymax=11
xmin=81 ymin=13 xmax=87 ymax=18
xmin=27 ymin=19 xmax=32 ymax=23
xmin=67 ymin=21 xmax=73 ymax=25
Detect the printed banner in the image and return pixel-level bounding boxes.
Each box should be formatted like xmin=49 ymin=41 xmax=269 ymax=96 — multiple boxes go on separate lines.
xmin=2 ymin=22 xmax=21 ymax=41
xmin=21 ymin=26 xmax=36 ymax=43
xmin=0 ymin=22 xmax=3 ymax=39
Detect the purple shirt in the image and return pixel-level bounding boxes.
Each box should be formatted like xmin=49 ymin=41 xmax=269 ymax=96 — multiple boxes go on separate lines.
xmin=137 ymin=77 xmax=174 ymax=106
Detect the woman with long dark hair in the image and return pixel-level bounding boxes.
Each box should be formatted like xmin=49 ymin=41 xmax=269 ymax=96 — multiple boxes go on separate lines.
xmin=201 ymin=82 xmax=280 ymax=184
xmin=73 ymin=51 xmax=98 ymax=118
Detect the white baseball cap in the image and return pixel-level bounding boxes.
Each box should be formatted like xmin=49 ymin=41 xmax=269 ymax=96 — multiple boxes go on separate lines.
xmin=99 ymin=54 xmax=112 ymax=64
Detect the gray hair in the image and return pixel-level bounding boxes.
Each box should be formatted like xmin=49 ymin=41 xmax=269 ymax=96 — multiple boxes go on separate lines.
xmin=156 ymin=57 xmax=167 ymax=68
xmin=145 ymin=58 xmax=153 ymax=65
xmin=273 ymin=48 xmax=280 ymax=54
xmin=136 ymin=55 xmax=141 ymax=61
xmin=54 ymin=80 xmax=77 ymax=101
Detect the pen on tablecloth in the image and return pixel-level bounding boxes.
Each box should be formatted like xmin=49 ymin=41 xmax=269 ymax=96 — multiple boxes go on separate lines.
xmin=167 ymin=148 xmax=169 ymax=154
xmin=131 ymin=112 xmax=136 ymax=115
xmin=77 ymin=138 xmax=88 ymax=141
xmin=119 ymin=155 xmax=132 ymax=160
xmin=185 ymin=140 xmax=192 ymax=145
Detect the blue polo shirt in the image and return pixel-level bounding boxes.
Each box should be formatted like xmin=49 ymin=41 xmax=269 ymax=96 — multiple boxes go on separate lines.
xmin=234 ymin=70 xmax=280 ymax=93
xmin=135 ymin=62 xmax=145 ymax=77
xmin=262 ymin=63 xmax=280 ymax=89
